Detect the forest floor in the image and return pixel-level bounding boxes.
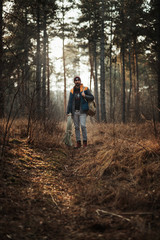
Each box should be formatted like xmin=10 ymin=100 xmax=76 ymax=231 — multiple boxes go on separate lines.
xmin=0 ymin=121 xmax=160 ymax=240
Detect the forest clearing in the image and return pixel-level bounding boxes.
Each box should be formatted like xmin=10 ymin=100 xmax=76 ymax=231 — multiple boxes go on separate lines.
xmin=0 ymin=120 xmax=160 ymax=240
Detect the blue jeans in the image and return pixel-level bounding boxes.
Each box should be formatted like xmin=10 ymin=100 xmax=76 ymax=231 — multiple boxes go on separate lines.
xmin=73 ymin=111 xmax=87 ymax=142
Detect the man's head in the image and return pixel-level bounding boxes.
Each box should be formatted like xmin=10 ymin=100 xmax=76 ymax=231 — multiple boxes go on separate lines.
xmin=74 ymin=76 xmax=81 ymax=88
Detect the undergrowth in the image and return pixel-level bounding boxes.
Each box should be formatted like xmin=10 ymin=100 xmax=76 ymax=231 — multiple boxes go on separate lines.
xmin=1 ymin=119 xmax=160 ymax=239
xmin=74 ymin=121 xmax=160 ymax=212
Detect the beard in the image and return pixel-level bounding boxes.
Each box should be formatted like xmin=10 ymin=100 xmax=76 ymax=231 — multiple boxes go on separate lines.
xmin=75 ymin=82 xmax=80 ymax=88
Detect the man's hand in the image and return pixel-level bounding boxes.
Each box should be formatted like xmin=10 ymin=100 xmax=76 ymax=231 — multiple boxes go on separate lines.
xmin=82 ymin=92 xmax=85 ymax=97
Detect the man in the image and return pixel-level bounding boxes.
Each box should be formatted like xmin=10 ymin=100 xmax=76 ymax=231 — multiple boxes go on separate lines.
xmin=67 ymin=76 xmax=94 ymax=148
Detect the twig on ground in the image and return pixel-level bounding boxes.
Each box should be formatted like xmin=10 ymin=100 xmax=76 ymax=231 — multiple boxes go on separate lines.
xmin=50 ymin=194 xmax=61 ymax=213
xmin=96 ymin=209 xmax=131 ymax=222
xmin=96 ymin=209 xmax=155 ymax=221
xmin=64 ymin=165 xmax=68 ymax=171
xmin=116 ymin=211 xmax=155 ymax=216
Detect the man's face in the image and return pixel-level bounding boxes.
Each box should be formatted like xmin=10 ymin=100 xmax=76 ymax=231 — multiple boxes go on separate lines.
xmin=74 ymin=79 xmax=81 ymax=88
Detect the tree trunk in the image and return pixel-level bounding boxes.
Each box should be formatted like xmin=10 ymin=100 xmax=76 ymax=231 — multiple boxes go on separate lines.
xmin=100 ymin=0 xmax=106 ymax=122
xmin=21 ymin=7 xmax=29 ymax=116
xmin=121 ymin=0 xmax=126 ymax=123
xmin=47 ymin=39 xmax=50 ymax=108
xmin=36 ymin=0 xmax=41 ymax=117
xmin=62 ymin=0 xmax=66 ymax=115
xmin=42 ymin=5 xmax=47 ymax=122
xmin=127 ymin=42 xmax=132 ymax=120
xmin=94 ymin=40 xmax=100 ymax=122
xmin=24 ymin=8 xmax=29 ymax=98
xmin=0 ymin=0 xmax=4 ymax=118
xmin=156 ymin=0 xmax=160 ymax=122
xmin=113 ymin=57 xmax=117 ymax=122
xmin=109 ymin=3 xmax=113 ymax=121
xmin=109 ymin=48 xmax=113 ymax=121
xmin=134 ymin=39 xmax=140 ymax=121
xmin=121 ymin=41 xmax=126 ymax=123
xmin=63 ymin=36 xmax=66 ymax=114
xmin=89 ymin=41 xmax=94 ymax=90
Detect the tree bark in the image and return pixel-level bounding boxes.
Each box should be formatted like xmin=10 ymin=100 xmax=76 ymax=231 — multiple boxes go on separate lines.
xmin=0 ymin=0 xmax=4 ymax=118
xmin=42 ymin=4 xmax=47 ymax=122
xmin=94 ymin=40 xmax=100 ymax=122
xmin=127 ymin=42 xmax=132 ymax=120
xmin=63 ymin=36 xmax=66 ymax=114
xmin=24 ymin=8 xmax=29 ymax=97
xmin=121 ymin=0 xmax=126 ymax=123
xmin=62 ymin=0 xmax=66 ymax=114
xmin=36 ymin=0 xmax=41 ymax=117
xmin=100 ymin=0 xmax=106 ymax=122
xmin=156 ymin=0 xmax=160 ymax=121
xmin=134 ymin=39 xmax=140 ymax=121
xmin=121 ymin=41 xmax=126 ymax=123
xmin=113 ymin=58 xmax=117 ymax=122
xmin=109 ymin=3 xmax=113 ymax=121
xmin=47 ymin=39 xmax=50 ymax=108
xmin=89 ymin=41 xmax=94 ymax=90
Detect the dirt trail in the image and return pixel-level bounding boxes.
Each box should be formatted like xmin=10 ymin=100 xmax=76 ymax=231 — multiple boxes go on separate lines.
xmin=0 ymin=136 xmax=160 ymax=240
xmin=0 ymin=140 xmax=104 ymax=240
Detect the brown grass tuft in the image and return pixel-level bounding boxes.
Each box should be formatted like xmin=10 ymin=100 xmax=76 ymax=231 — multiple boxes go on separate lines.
xmin=0 ymin=118 xmax=64 ymax=151
xmin=74 ymin=121 xmax=160 ymax=212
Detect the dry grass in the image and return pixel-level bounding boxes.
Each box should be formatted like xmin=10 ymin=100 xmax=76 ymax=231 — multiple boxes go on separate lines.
xmin=2 ymin=118 xmax=160 ymax=212
xmin=0 ymin=118 xmax=64 ymax=151
xmin=1 ymin=118 xmax=160 ymax=238
xmin=27 ymin=120 xmax=64 ymax=149
xmin=73 ymin=121 xmax=160 ymax=214
xmin=76 ymin=121 xmax=160 ymax=176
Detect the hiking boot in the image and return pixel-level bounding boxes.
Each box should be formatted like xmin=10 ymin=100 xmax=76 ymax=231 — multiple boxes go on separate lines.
xmin=83 ymin=140 xmax=87 ymax=147
xmin=74 ymin=141 xmax=81 ymax=149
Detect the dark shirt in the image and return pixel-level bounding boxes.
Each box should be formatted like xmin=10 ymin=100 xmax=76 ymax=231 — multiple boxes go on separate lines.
xmin=74 ymin=87 xmax=80 ymax=110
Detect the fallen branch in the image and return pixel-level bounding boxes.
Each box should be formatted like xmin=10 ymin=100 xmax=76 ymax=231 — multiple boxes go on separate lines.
xmin=117 ymin=211 xmax=155 ymax=216
xmin=50 ymin=194 xmax=61 ymax=213
xmin=96 ymin=209 xmax=156 ymax=222
xmin=96 ymin=209 xmax=131 ymax=222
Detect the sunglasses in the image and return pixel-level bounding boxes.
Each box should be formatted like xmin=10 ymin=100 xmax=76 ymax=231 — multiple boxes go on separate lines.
xmin=75 ymin=79 xmax=80 ymax=82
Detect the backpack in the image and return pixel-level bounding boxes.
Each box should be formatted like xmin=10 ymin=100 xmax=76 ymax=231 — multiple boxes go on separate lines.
xmin=87 ymin=100 xmax=96 ymax=116
xmin=83 ymin=86 xmax=96 ymax=117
